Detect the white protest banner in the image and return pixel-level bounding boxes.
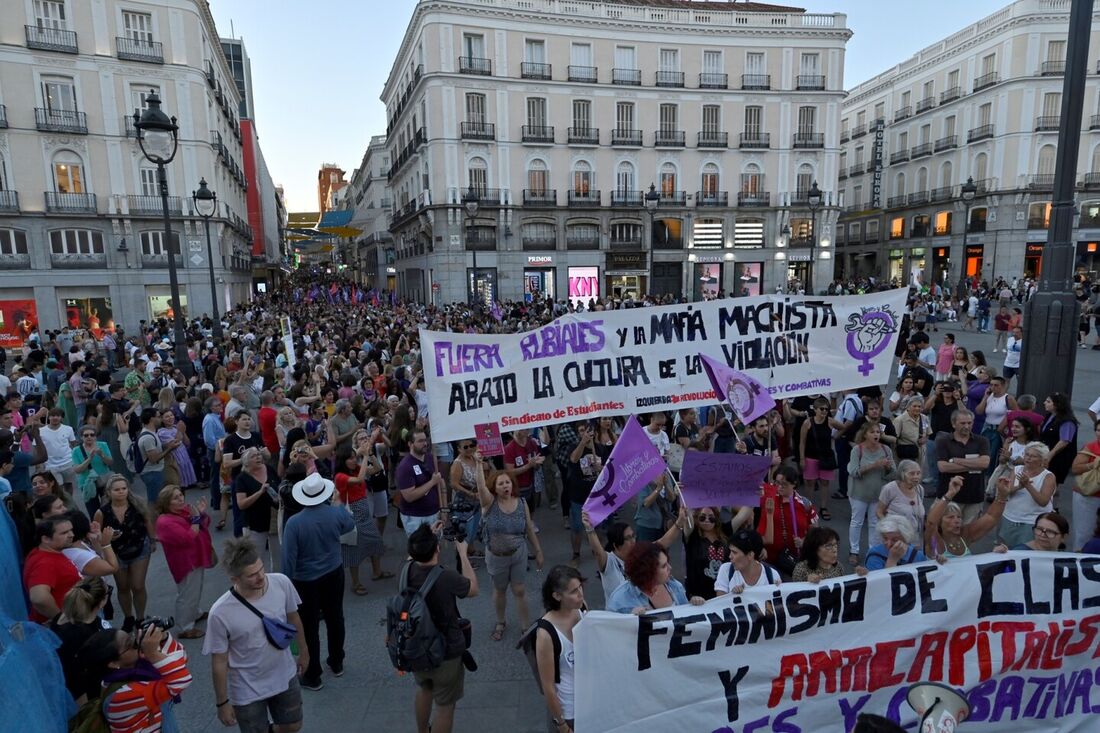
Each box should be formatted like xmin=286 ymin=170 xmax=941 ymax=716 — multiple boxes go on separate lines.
xmin=421 ymin=289 xmax=908 ymax=442
xmin=575 ymin=552 xmax=1100 ymax=733
xmin=279 ymin=315 xmax=296 ymax=369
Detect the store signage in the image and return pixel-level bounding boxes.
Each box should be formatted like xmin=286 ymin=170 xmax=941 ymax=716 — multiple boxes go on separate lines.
xmin=607 ymin=251 xmax=647 ymax=270
xmin=1027 ymin=243 xmax=1045 ymax=256
xmin=871 ymin=119 xmax=885 ymax=209
xmin=888 ymin=249 xmax=904 ymax=258
xmin=693 ymin=254 xmax=724 ymax=263
xmin=0 ymin=299 xmax=38 ymax=348
xmin=527 ymin=255 xmax=553 ymax=265
xmin=788 ymin=253 xmax=812 ymax=262
xmin=966 ymin=245 xmax=984 ymax=257
xmin=567 ymin=266 xmax=600 ymax=308
xmin=910 ymin=248 xmax=926 ymax=256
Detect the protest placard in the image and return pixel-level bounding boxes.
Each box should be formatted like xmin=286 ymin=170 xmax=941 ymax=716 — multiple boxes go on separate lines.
xmin=420 ymin=290 xmax=908 ymax=441
xmin=574 ymin=552 xmax=1100 ymax=732
xmin=581 ymin=417 xmax=667 ymax=526
xmin=678 ymin=452 xmax=771 ymax=509
xmin=474 ymin=422 xmax=504 ymax=457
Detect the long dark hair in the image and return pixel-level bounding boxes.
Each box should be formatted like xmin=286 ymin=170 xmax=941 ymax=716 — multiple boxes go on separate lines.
xmin=541 ymin=565 xmax=585 ymax=611
xmin=799 ymin=526 xmax=840 ymax=570
xmin=1047 ymin=392 xmax=1076 ymax=423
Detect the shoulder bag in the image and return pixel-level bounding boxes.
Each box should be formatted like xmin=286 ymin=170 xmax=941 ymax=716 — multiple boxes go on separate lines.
xmin=230 ymin=587 xmax=297 ymax=650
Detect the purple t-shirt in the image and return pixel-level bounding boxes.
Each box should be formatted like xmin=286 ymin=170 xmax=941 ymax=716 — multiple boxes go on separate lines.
xmin=395 ymin=452 xmax=440 ymax=517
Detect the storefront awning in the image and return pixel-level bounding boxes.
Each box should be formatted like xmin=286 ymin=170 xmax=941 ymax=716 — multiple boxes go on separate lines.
xmin=318 ymin=209 xmax=362 ymax=238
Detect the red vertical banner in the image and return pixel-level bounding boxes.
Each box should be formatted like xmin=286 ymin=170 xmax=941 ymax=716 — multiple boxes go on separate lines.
xmin=0 ymin=299 xmax=38 ymax=348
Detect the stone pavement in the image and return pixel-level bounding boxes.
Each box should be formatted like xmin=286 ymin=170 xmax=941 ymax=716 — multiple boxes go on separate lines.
xmin=147 ymin=325 xmax=1096 ymax=732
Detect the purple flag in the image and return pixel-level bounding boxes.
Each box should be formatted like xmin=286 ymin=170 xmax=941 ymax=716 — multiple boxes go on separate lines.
xmin=490 ymin=301 xmax=503 ymax=322
xmin=698 ymin=353 xmax=776 ymax=426
xmin=581 ymin=416 xmax=667 ymax=526
xmin=678 ymin=451 xmax=771 ymax=509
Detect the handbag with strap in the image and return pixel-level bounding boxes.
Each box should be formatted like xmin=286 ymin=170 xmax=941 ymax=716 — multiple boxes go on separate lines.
xmin=1077 ymin=450 xmax=1100 ymax=496
xmin=230 ymin=587 xmax=297 ymax=650
xmin=339 ymin=502 xmax=358 ymax=546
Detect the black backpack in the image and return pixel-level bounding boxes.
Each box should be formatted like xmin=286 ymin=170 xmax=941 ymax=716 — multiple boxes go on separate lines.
xmin=517 ymin=618 xmax=561 ymax=695
xmin=386 ymin=561 xmax=446 ymax=673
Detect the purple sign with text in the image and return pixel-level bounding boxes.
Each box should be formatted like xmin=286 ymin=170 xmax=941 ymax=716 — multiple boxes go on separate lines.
xmin=581 ymin=416 xmax=667 ymax=526
xmin=678 ymin=451 xmax=772 ymax=509
xmin=698 ymin=353 xmax=776 ymax=425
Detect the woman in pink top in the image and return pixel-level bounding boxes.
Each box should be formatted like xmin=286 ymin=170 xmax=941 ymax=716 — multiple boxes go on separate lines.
xmin=935 ymin=333 xmax=956 ymax=381
xmin=154 ymin=486 xmax=213 ymax=639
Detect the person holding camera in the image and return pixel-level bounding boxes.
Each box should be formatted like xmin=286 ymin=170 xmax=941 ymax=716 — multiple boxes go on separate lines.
xmin=404 ymin=523 xmax=479 ymax=733
xmin=78 ymin=622 xmax=193 ymax=732
xmin=203 ymin=538 xmax=307 ymax=733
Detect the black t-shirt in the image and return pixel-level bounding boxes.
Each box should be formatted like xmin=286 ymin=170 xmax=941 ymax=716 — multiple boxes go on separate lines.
xmin=904 ymin=366 xmax=934 ymax=397
xmin=223 ymin=431 xmax=265 ymax=479
xmin=934 ymin=432 xmax=991 ymax=504
xmin=929 ymin=398 xmax=959 ymax=436
xmin=48 ymin=617 xmax=103 ymax=700
xmin=279 ymin=427 xmax=307 ymax=472
xmin=850 ymin=416 xmax=897 ymax=442
xmin=406 ymin=561 xmax=472 ymax=660
xmin=235 ymin=471 xmax=275 ymax=533
xmin=683 ymin=532 xmax=728 ymax=600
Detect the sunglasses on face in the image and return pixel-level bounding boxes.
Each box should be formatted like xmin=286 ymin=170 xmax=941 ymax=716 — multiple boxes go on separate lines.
xmin=697 ymin=514 xmax=716 ymax=522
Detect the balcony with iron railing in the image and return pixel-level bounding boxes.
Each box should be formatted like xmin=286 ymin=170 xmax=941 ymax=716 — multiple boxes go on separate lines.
xmin=568 ymin=190 xmax=600 ymax=207
xmin=792 ymin=132 xmax=824 ymax=149
xmin=916 ymin=97 xmax=936 ymax=114
xmin=459 ymin=56 xmax=492 ymax=75
xmin=141 ymin=252 xmax=184 ymax=268
xmin=464 ymin=230 xmax=497 ymax=250
xmin=116 ymin=36 xmax=163 ymax=63
xmin=567 ymin=235 xmax=600 ymax=250
xmin=908 ymin=191 xmax=930 ymax=205
xmin=567 ymin=127 xmax=599 ymax=145
xmin=612 ymin=128 xmax=643 ymax=146
xmin=930 ymin=186 xmax=955 ymax=202
xmin=609 ymin=235 xmax=643 ymax=250
xmin=465 ymin=188 xmax=503 ymax=206
xmin=844 ymin=202 xmax=865 ymax=213
xmin=612 ymin=68 xmax=641 ymax=85
xmin=521 ymin=125 xmax=554 ymax=144
xmin=1028 ymin=174 xmax=1055 ymax=190
xmin=1040 ymin=60 xmax=1066 ymax=76
xmin=1036 ymin=116 xmax=1060 ymax=131
xmin=887 ymin=194 xmax=908 ymax=208
xmin=893 ymin=106 xmax=912 ymax=123
xmin=838 ymin=167 xmax=848 ymax=180
xmin=656 ymin=70 xmax=685 ymax=87
xmin=522 ymin=235 xmax=557 ymax=251
xmin=940 ymin=86 xmax=962 ymax=104
xmin=522 ymin=189 xmax=557 ymax=207
xmin=460 ymin=121 xmax=495 ymax=140
xmin=659 ymin=191 xmax=687 ymax=206
xmin=851 ymin=123 xmax=867 ymax=139
xmin=890 ymin=149 xmax=910 ymax=164
xmin=911 ymin=223 xmax=930 ymax=238
xmin=25 ymin=25 xmax=77 ymax=53
xmin=737 ymin=191 xmax=771 ymax=207
xmin=1082 ymin=173 xmax=1100 ymax=189
xmin=1028 ymin=216 xmax=1049 ymax=229
xmin=696 ymin=191 xmax=728 ymax=207
xmin=697 ymin=131 xmax=728 ymax=148
xmin=848 ymin=162 xmax=866 ymax=175
xmin=934 ymin=135 xmax=958 ymax=152
xmin=796 ymin=74 xmax=826 ymax=90
xmin=127 ymin=195 xmax=183 ymax=216
xmin=738 ymin=132 xmax=770 ymax=149
xmin=51 ymin=251 xmax=106 ymax=268
xmin=968 ymin=124 xmax=995 ymax=142
xmin=0 ymin=191 xmax=19 ymax=213
xmin=520 ymin=62 xmax=552 ymax=80
xmin=698 ymin=72 xmax=728 ymax=89
xmin=840 ymin=130 xmax=849 ymax=143
xmin=45 ymin=191 xmax=97 ymax=214
xmin=1091 ymin=115 xmax=1100 ymax=130
xmin=741 ymin=73 xmax=770 ymax=90
xmin=35 ymin=108 xmax=87 ymax=134
xmin=973 ymin=71 xmax=1000 ymax=91
xmin=655 ymin=130 xmax=686 ymax=147
xmin=568 ymin=65 xmax=598 ymax=83
xmin=611 ymin=190 xmax=643 ymax=207
xmin=910 ymin=141 xmax=934 ymax=159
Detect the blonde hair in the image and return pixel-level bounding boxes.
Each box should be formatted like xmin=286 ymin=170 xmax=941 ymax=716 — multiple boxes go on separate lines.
xmin=60 ymin=577 xmax=109 ymax=623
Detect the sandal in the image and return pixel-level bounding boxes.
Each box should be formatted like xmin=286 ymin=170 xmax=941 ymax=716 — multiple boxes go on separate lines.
xmin=820 ymin=507 xmax=832 ymax=521
xmin=216 ymin=520 xmax=226 ymax=531
xmin=352 ymin=585 xmax=369 ymax=596
xmin=490 ymin=622 xmax=506 ymax=641
xmin=372 ymin=571 xmax=395 ymax=580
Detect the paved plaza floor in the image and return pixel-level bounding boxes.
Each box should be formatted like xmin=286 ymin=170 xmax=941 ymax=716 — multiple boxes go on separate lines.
xmin=153 ymin=325 xmax=1096 ymax=732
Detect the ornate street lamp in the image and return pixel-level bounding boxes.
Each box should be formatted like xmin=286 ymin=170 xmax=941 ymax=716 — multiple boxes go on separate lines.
xmin=192 ymin=177 xmax=222 ymax=341
xmin=461 ymin=187 xmax=481 ymax=304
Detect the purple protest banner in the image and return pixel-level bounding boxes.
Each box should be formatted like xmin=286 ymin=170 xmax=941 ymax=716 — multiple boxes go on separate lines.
xmin=698 ymin=353 xmax=776 ymax=425
xmin=677 ymin=451 xmax=772 ymax=509
xmin=581 ymin=416 xmax=667 ymax=526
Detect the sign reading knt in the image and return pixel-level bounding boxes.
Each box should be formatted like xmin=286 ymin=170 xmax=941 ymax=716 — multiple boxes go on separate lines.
xmin=420 ymin=290 xmax=908 ymax=442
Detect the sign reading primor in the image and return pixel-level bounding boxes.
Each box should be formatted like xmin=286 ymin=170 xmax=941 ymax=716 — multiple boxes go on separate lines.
xmin=574 ymin=553 xmax=1100 ymax=733
xmin=420 ymin=289 xmax=908 ymax=442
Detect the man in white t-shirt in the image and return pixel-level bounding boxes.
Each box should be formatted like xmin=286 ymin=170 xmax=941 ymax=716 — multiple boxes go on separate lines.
xmin=40 ymin=408 xmax=78 ymax=493
xmin=1002 ymin=325 xmax=1024 ymax=386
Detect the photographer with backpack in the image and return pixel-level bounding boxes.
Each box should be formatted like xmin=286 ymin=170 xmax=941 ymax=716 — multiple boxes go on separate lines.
xmin=389 ymin=523 xmax=479 ymax=733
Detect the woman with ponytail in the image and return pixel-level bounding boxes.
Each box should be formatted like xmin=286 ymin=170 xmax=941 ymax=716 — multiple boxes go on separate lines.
xmin=49 ymin=577 xmax=111 ymax=702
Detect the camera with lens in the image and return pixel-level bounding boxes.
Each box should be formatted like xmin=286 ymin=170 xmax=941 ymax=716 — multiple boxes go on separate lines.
xmin=138 ymin=615 xmax=175 ymax=633
xmin=442 ymin=523 xmax=466 ymax=543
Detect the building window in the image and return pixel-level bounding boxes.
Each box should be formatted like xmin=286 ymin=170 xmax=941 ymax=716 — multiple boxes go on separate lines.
xmin=889 ymin=217 xmax=905 ymax=240
xmin=524 ymin=39 xmax=545 ymax=63
xmin=615 ymin=45 xmax=636 ymax=70
xmin=652 ymin=219 xmax=682 ymax=247
xmin=139 ymin=166 xmax=157 ymax=197
xmin=463 ymin=33 xmax=485 ymax=59
xmin=572 ymin=99 xmax=591 ymax=129
xmin=799 ymin=52 xmax=819 ymax=75
xmin=981 ymin=53 xmax=996 ymax=75
xmin=977 ymin=103 xmax=992 ymax=127
xmin=968 ymin=207 xmax=987 ymax=233
xmin=659 ymin=48 xmax=679 ymax=72
xmin=703 ymin=50 xmax=722 ymax=74
xmin=1029 ymin=202 xmax=1051 ymax=229
xmin=0 ymin=230 xmax=28 ymax=255
xmin=934 ymin=211 xmax=952 ymax=235
xmin=913 ymin=215 xmax=930 ymax=237
xmin=526 ymin=97 xmax=547 ymax=127
xmin=121 ymin=11 xmax=153 ymax=43
xmin=850 ymin=222 xmax=862 ymax=243
xmin=873 ymin=101 xmax=885 ymax=121
xmin=659 ymin=163 xmax=677 ymax=194
xmin=746 ymin=52 xmax=764 ymax=75
xmin=34 ymin=0 xmax=66 ymax=28
xmin=740 ymin=165 xmax=762 ymax=194
xmin=616 ymin=101 xmax=634 ymax=129
xmin=610 ymin=222 xmax=642 ymax=244
xmin=702 ymin=105 xmax=720 ymax=134
xmin=795 ymin=164 xmax=813 ymax=196
xmin=465 ymin=93 xmax=486 ymax=124
xmin=50 ymin=229 xmax=104 ymax=255
xmin=521 ymin=222 xmax=556 ymax=247
xmin=701 ymin=163 xmax=719 ymax=194
xmin=866 ymin=220 xmax=880 ymax=242
xmin=744 ymin=106 xmax=762 ymax=135
xmin=659 ymin=104 xmax=678 ymax=132
xmin=1081 ymin=202 xmax=1100 ymax=228
xmin=467 ymin=157 xmax=488 ymax=192
xmin=41 ymin=76 xmax=77 ymax=114
xmin=52 ymin=151 xmax=85 ymax=193
xmin=140 ymin=230 xmax=173 ymax=255
xmin=616 ymin=161 xmax=635 ymax=192
xmin=733 ymin=218 xmax=764 ymax=248
xmin=527 ymin=159 xmax=548 ymax=193
xmin=797 ymin=106 xmax=816 ymax=134
xmin=570 ymin=42 xmax=593 ymax=67
xmin=1037 ymin=144 xmax=1057 ymax=176
xmin=572 ymin=161 xmax=593 ymax=194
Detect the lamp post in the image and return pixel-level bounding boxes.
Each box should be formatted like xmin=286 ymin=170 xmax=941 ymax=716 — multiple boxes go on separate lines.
xmin=959 ymin=176 xmax=977 ymax=295
xmin=461 ymin=187 xmax=480 ymax=305
xmin=192 ymin=178 xmax=222 ymax=342
xmin=133 ymin=90 xmax=191 ymax=376
xmin=807 ymin=181 xmax=822 ymax=294
xmin=644 ymin=184 xmax=661 ymax=296
xmin=1020 ymin=0 xmax=1092 ymax=399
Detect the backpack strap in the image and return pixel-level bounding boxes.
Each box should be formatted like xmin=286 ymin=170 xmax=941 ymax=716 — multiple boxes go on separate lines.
xmin=536 ymin=618 xmax=562 ymax=683
xmin=400 ymin=560 xmax=445 ymax=600
xmin=761 ymin=563 xmax=777 ymax=584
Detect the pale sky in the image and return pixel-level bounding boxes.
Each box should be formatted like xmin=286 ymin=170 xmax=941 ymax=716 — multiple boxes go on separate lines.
xmin=210 ymin=0 xmax=1010 ymax=213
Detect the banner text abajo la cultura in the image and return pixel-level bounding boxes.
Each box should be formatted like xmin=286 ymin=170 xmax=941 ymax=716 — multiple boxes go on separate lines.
xmin=420 ymin=289 xmax=908 ymax=442
xmin=575 ymin=553 xmax=1100 ymax=733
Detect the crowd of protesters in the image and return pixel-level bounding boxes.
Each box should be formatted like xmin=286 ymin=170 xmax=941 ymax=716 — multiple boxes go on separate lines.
xmin=3 ymin=267 xmax=1098 ymax=733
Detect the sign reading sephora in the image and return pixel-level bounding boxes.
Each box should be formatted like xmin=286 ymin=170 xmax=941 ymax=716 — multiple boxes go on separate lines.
xmin=872 ymin=119 xmax=885 ymax=209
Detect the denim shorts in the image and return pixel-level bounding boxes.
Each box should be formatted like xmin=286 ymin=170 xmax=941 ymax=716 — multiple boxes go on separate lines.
xmin=234 ymin=677 xmax=303 ymax=733
xmin=117 ymin=537 xmax=152 ymax=569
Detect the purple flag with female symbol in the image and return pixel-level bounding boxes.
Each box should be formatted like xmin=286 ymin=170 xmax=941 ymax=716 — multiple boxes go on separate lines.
xmin=698 ymin=353 xmax=776 ymax=425
xmin=581 ymin=416 xmax=667 ymax=526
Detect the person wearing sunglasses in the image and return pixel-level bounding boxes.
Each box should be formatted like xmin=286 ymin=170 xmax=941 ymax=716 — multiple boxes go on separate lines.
xmin=448 ymin=440 xmax=485 ymax=556
xmin=675 ymin=505 xmax=750 ymax=600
